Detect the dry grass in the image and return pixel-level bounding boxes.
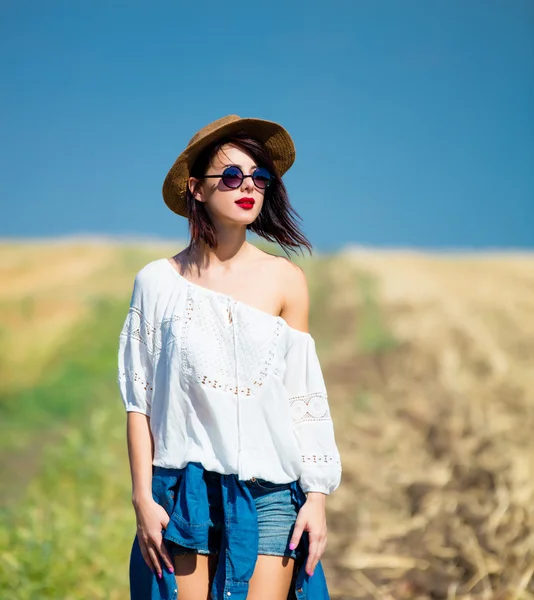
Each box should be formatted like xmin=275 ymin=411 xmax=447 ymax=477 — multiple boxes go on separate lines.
xmin=314 ymin=249 xmax=534 ymax=600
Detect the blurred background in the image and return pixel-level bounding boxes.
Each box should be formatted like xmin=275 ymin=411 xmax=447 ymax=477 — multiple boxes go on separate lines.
xmin=1 ymin=1 xmax=533 ymax=598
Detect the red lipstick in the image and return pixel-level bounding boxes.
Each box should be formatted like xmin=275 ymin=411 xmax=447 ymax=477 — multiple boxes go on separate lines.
xmin=235 ymin=197 xmax=255 ymax=210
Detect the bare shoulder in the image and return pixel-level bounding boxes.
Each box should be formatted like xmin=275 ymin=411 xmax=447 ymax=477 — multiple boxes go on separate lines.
xmin=255 ymin=249 xmax=307 ymax=294
xmin=248 ymin=247 xmax=310 ymax=332
xmin=273 ymin=255 xmax=310 ymax=333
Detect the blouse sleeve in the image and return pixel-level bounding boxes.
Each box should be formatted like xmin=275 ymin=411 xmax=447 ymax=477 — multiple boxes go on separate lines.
xmin=117 ymin=270 xmax=156 ymax=416
xmin=283 ymin=330 xmax=342 ymax=495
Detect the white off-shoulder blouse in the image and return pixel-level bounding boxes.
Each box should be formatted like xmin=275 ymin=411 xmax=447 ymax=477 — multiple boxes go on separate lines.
xmin=117 ymin=258 xmax=342 ymax=495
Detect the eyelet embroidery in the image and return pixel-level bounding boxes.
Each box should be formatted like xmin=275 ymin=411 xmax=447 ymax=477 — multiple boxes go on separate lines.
xmin=118 ymin=368 xmax=154 ymax=396
xmin=301 ymin=453 xmax=341 ymax=465
xmin=158 ymin=314 xmax=182 ymax=355
xmin=119 ymin=306 xmax=162 ymax=400
xmin=121 ymin=307 xmax=157 ymax=351
xmin=289 ymin=391 xmax=331 ymax=424
xmin=180 ymin=288 xmax=283 ymax=396
xmin=120 ymin=306 xmax=180 ymax=358
xmin=289 ymin=393 xmax=337 ymax=465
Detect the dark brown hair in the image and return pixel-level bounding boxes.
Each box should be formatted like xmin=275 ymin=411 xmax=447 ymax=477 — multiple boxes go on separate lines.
xmin=185 ymin=133 xmax=312 ymax=257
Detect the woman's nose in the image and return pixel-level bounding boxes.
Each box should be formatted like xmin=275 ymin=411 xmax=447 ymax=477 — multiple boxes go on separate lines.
xmin=240 ymin=175 xmax=254 ymax=193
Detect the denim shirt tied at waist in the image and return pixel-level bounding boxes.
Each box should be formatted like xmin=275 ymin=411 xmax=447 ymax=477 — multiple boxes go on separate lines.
xmin=129 ymin=462 xmax=330 ymax=600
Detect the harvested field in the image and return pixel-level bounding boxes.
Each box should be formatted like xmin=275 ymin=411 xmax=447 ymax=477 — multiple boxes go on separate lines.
xmin=313 ymin=249 xmax=534 ymax=599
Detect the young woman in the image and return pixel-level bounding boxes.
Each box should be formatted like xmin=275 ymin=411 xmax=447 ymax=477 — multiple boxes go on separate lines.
xmin=118 ymin=115 xmax=342 ymax=600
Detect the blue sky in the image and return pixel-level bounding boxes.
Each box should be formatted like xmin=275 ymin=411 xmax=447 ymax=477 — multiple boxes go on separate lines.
xmin=1 ymin=0 xmax=533 ymax=252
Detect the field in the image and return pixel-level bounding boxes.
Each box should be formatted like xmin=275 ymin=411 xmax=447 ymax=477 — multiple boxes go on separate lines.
xmin=1 ymin=241 xmax=533 ymax=599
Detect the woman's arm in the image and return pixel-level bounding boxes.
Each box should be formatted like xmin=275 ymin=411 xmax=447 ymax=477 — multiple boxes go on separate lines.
xmin=127 ymin=412 xmax=154 ymax=506
xmin=280 ymin=262 xmax=329 ymax=511
xmin=279 ymin=260 xmax=334 ymax=577
xmin=118 ymin=269 xmax=174 ymax=579
xmin=126 ymin=412 xmax=174 ymax=579
xmin=118 ymin=269 xmax=158 ymax=507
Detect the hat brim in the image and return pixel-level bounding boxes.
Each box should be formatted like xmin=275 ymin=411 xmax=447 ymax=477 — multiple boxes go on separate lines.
xmin=162 ymin=117 xmax=296 ymax=218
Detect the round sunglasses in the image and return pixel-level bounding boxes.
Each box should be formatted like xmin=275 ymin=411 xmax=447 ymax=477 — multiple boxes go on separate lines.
xmin=202 ymin=165 xmax=273 ymax=190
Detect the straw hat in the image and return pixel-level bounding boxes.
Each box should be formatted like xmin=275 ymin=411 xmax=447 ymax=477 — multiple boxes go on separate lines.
xmin=162 ymin=115 xmax=296 ymax=218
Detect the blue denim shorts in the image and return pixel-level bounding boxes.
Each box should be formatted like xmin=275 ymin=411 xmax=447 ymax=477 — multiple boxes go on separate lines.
xmin=161 ymin=470 xmax=299 ymax=560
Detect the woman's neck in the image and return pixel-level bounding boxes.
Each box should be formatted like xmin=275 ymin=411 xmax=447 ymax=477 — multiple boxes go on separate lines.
xmin=183 ymin=239 xmax=255 ymax=272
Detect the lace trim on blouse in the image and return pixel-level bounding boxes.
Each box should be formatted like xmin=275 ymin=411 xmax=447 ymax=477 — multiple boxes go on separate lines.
xmin=180 ymin=289 xmax=283 ymax=397
xmin=121 ymin=307 xmax=157 ymax=351
xmin=301 ymin=453 xmax=341 ymax=465
xmin=118 ymin=307 xmax=158 ymax=398
xmin=289 ymin=391 xmax=331 ymax=424
xmin=118 ymin=368 xmax=154 ymax=396
xmin=289 ymin=392 xmax=340 ymax=466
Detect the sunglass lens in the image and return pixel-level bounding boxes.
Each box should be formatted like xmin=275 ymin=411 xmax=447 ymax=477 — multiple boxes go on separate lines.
xmin=221 ymin=166 xmax=243 ymax=188
xmin=253 ymin=167 xmax=272 ymax=189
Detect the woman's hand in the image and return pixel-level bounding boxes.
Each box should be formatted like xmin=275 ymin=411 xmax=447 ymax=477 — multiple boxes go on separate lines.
xmin=288 ymin=492 xmax=327 ymax=576
xmin=133 ymin=495 xmax=175 ymax=579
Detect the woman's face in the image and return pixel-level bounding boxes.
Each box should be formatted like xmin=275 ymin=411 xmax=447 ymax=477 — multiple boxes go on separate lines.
xmin=189 ymin=144 xmax=267 ymax=225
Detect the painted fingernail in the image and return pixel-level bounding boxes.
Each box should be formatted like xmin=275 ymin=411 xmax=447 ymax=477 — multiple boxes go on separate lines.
xmin=158 ymin=572 xmax=162 ymax=579
xmin=289 ymin=543 xmax=296 ymax=550
xmin=169 ymin=567 xmax=174 ymax=573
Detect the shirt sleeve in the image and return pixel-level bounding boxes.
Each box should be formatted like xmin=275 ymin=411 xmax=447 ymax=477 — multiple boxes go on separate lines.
xmin=283 ymin=330 xmax=342 ymax=495
xmin=117 ymin=270 xmax=156 ymax=416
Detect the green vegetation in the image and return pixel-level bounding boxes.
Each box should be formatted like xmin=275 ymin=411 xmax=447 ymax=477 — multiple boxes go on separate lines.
xmin=0 ymin=299 xmax=133 ymax=599
xmin=0 ymin=298 xmax=125 ymax=446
